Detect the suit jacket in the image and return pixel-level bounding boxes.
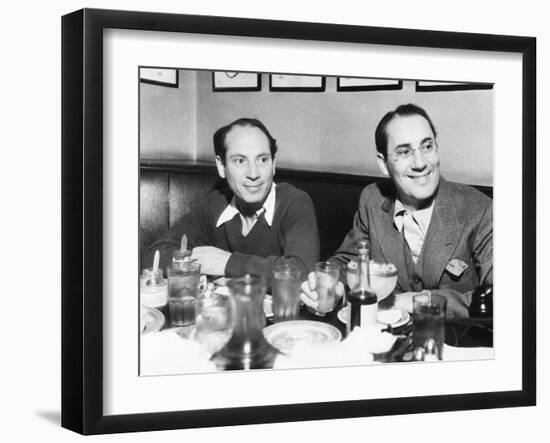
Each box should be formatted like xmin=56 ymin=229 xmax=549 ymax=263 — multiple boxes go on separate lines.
xmin=332 ymin=177 xmax=493 ymax=319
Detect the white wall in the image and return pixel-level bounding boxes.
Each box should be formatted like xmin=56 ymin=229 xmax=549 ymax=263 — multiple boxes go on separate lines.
xmin=142 ymin=71 xmax=493 ymax=185
xmin=2 ymin=2 xmax=547 ymax=443
xmin=140 ymin=69 xmax=197 ymax=159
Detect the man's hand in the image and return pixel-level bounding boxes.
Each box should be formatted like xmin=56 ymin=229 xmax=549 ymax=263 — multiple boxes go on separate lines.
xmin=191 ymin=246 xmax=231 ymax=276
xmin=300 ymin=271 xmax=345 ymax=313
xmin=392 ymin=291 xmax=422 ymax=314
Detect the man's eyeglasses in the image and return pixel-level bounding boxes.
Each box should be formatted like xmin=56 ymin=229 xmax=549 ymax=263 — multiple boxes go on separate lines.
xmin=388 ymin=142 xmax=438 ymax=161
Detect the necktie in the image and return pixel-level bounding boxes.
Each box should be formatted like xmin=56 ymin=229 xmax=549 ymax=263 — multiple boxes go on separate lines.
xmin=402 ymin=211 xmax=424 ymax=264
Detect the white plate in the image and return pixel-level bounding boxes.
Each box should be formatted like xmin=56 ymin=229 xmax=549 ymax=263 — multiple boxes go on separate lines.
xmin=337 ymin=305 xmax=410 ymax=328
xmin=140 ymin=305 xmax=165 ymax=334
xmin=263 ymin=320 xmax=342 ymax=355
xmin=213 ymin=277 xmax=230 ymax=287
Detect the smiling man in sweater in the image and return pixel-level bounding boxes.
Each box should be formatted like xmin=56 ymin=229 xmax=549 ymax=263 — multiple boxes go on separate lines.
xmin=142 ymin=117 xmax=320 ymax=281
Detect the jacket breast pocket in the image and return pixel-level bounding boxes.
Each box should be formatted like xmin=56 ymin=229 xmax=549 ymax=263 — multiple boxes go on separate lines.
xmin=440 ymin=263 xmax=479 ymax=293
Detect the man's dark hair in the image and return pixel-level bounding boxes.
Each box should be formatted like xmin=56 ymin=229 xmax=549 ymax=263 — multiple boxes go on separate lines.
xmin=213 ymin=118 xmax=278 ymax=163
xmin=375 ymin=104 xmax=437 ymax=157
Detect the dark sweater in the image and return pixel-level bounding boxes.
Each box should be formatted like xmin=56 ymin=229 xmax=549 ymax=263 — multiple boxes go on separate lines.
xmin=143 ymin=183 xmax=320 ymax=281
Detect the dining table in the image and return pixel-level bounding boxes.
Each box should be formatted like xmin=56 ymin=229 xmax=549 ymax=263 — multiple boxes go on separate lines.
xmin=140 ymin=285 xmax=494 ymax=375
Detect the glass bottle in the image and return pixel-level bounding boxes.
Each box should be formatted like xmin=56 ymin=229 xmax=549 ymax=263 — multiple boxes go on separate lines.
xmin=345 ymin=240 xmax=370 ymax=294
xmin=468 ymin=285 xmax=493 ymax=318
xmin=349 ymin=244 xmax=378 ymax=330
xmin=211 ymin=274 xmax=279 ymax=370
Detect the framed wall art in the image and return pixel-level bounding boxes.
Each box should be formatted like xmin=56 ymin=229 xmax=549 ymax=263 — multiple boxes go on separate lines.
xmin=62 ymin=8 xmax=536 ymax=435
xmin=212 ymin=71 xmax=261 ymax=91
xmin=415 ymin=80 xmax=494 ymax=91
xmin=337 ymin=77 xmax=403 ymax=91
xmin=139 ymin=67 xmax=179 ymax=88
xmin=269 ymin=74 xmax=326 ymax=91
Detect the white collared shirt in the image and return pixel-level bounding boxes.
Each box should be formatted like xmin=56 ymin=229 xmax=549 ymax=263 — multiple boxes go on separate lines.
xmin=393 ymin=199 xmax=434 ymax=263
xmin=216 ymin=183 xmax=277 ymax=235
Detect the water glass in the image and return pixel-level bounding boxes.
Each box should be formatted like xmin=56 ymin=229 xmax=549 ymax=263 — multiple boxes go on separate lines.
xmin=195 ymin=286 xmax=232 ymax=355
xmin=139 ymin=268 xmax=168 ymax=308
xmin=172 ymin=249 xmax=192 ymax=266
xmin=272 ymin=259 xmax=302 ymax=322
xmin=167 ymin=261 xmax=201 ymax=327
xmin=413 ymin=291 xmax=447 ymax=360
xmin=315 ymin=261 xmax=340 ymax=315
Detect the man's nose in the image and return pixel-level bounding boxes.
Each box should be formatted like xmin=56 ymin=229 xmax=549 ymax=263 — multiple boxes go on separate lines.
xmin=411 ymin=149 xmax=427 ymax=169
xmin=246 ymin=162 xmax=260 ymax=179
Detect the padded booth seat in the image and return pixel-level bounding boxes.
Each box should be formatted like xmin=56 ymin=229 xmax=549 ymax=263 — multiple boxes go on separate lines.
xmin=140 ymin=159 xmax=493 ymax=262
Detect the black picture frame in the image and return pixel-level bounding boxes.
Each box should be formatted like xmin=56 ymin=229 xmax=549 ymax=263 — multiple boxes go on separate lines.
xmin=415 ymin=80 xmax=494 ymax=92
xmin=61 ymin=8 xmax=536 ymax=435
xmin=269 ymin=74 xmax=326 ymax=92
xmin=212 ymin=71 xmax=262 ymax=91
xmin=337 ymin=77 xmax=403 ymax=91
xmin=139 ymin=67 xmax=179 ymax=88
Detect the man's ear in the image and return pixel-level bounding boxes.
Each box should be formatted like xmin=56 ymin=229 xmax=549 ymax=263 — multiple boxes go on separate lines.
xmin=271 ymin=154 xmax=277 ymax=177
xmin=215 ymin=155 xmax=226 ymax=179
xmin=376 ymin=152 xmax=390 ymax=176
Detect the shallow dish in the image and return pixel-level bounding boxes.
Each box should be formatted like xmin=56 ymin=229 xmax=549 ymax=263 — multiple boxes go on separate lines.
xmin=337 ymin=305 xmax=410 ymax=328
xmin=140 ymin=305 xmax=165 ymax=334
xmin=263 ymin=320 xmax=342 ymax=355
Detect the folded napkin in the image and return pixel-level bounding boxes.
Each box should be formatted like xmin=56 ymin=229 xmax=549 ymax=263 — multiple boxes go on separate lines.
xmin=274 ymin=341 xmax=366 ymax=369
xmin=343 ymin=326 xmax=398 ymax=354
xmin=442 ymin=344 xmax=495 ymax=362
xmin=140 ymin=329 xmax=216 ymax=376
xmin=273 ymin=326 xmax=396 ymax=369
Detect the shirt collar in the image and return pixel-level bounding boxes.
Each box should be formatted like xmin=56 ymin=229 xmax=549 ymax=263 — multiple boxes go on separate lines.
xmin=393 ymin=198 xmax=434 ymax=235
xmin=216 ymin=183 xmax=277 ymax=228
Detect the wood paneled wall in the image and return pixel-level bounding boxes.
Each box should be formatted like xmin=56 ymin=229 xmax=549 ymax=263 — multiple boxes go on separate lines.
xmin=140 ymin=160 xmax=493 ymax=261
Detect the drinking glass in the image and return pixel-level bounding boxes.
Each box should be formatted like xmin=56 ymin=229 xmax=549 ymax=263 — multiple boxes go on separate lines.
xmin=139 ymin=267 xmax=168 ymax=309
xmin=272 ymin=258 xmax=302 ymax=322
xmin=413 ymin=291 xmax=447 ymax=360
xmin=346 ymin=260 xmax=398 ymax=302
xmin=172 ymin=249 xmax=191 ymax=266
xmin=211 ymin=274 xmax=279 ymax=370
xmin=195 ymin=285 xmax=232 ymax=355
xmin=166 ymin=260 xmax=201 ymax=327
xmin=314 ymin=261 xmax=340 ymax=315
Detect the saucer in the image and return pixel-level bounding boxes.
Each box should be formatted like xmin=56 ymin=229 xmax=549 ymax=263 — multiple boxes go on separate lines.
xmin=263 ymin=320 xmax=342 ymax=355
xmin=337 ymin=305 xmax=410 ymax=328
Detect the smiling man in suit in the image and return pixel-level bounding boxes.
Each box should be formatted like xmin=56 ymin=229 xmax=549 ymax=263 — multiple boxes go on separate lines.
xmin=301 ymin=103 xmax=493 ymax=320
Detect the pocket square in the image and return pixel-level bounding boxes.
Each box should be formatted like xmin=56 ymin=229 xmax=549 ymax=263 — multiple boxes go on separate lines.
xmin=445 ymin=259 xmax=468 ymax=277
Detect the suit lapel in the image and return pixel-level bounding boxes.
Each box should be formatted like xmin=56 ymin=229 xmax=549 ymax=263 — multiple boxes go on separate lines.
xmin=374 ymin=196 xmax=411 ymax=292
xmin=421 ymin=179 xmax=464 ymax=288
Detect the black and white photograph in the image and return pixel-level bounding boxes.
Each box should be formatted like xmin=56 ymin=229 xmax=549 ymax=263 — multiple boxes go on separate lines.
xmin=139 ymin=68 xmax=495 ymax=375
xmin=61 ymin=7 xmax=535 ymax=434
xmin=47 ymin=2 xmax=544 ymax=439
